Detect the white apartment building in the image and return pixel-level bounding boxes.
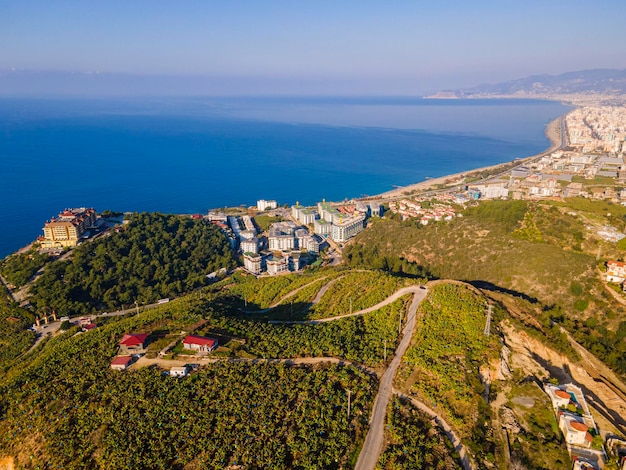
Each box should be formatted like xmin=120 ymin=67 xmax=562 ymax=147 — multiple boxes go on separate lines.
xmin=257 ymin=199 xmax=277 ymax=211
xmin=243 ymin=253 xmax=263 ymax=275
xmin=267 ymin=256 xmax=289 ymax=275
xmin=240 ymin=237 xmax=258 ymax=255
xmin=331 ymin=215 xmax=365 ymax=242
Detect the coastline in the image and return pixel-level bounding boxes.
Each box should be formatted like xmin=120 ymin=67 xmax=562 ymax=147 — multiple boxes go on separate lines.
xmin=374 ymin=115 xmax=564 ymax=200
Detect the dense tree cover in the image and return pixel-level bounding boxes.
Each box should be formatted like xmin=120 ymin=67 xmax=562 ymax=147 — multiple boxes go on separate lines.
xmin=343 ymin=244 xmax=430 ymax=279
xmin=0 ymin=284 xmax=35 ymax=367
xmin=28 ymin=213 xmax=236 ymax=316
xmin=401 ymin=284 xmax=500 ymax=461
xmin=0 ymin=248 xmax=50 ymax=288
xmin=377 ymin=396 xmax=460 ymax=470
xmin=545 ymin=306 xmax=626 ymax=376
xmin=0 ymin=298 xmax=375 ymax=469
xmin=463 ymin=199 xmax=528 ymax=232
xmin=228 ymin=298 xmax=410 ymax=365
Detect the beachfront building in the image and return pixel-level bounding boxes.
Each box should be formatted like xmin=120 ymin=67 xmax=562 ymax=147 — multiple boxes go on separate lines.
xmin=41 ymin=207 xmax=97 ymax=248
xmin=330 ymin=215 xmax=365 ymax=243
xmin=243 ymin=253 xmax=263 ymax=275
xmin=291 ymin=203 xmax=318 ymax=225
xmin=257 ymin=199 xmax=277 ymax=211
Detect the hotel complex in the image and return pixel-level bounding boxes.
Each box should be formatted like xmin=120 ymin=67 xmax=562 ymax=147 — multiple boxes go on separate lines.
xmin=41 ymin=208 xmax=97 ymax=248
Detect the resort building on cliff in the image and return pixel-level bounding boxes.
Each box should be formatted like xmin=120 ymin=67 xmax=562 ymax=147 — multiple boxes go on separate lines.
xmin=41 ymin=207 xmax=97 ymax=248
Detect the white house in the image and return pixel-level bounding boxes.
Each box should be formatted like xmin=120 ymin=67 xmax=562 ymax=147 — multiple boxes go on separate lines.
xmin=607 ymin=260 xmax=626 ymax=283
xmin=183 ymin=335 xmax=218 ymax=353
xmin=170 ymin=366 xmax=188 ymax=378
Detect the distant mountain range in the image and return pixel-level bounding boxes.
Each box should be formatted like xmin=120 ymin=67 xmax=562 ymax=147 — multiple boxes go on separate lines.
xmin=429 ymin=68 xmax=626 ymax=98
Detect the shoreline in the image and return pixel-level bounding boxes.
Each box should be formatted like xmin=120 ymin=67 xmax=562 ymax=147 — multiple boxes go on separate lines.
xmin=373 ymin=114 xmax=564 ymax=200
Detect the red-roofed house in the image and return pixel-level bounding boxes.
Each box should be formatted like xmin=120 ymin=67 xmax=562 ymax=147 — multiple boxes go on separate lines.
xmin=82 ymin=322 xmax=97 ymax=332
xmin=119 ymin=333 xmax=148 ymax=351
xmin=183 ymin=335 xmax=218 ymax=353
xmin=110 ymin=356 xmax=133 ymax=371
xmin=607 ymin=260 xmax=626 ymax=283
xmin=559 ymin=414 xmax=593 ymax=448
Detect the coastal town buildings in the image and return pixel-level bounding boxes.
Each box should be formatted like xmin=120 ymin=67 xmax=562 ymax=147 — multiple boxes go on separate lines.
xmin=243 ymin=253 xmax=263 ymax=275
xmin=257 ymin=199 xmax=277 ymax=211
xmin=41 ymin=207 xmax=97 ymax=248
xmin=330 ymin=215 xmax=365 ymax=242
xmin=389 ymin=197 xmax=461 ymax=224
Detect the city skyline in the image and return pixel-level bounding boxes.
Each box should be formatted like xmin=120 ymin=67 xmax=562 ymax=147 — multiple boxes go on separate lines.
xmin=2 ymin=0 xmax=626 ymax=96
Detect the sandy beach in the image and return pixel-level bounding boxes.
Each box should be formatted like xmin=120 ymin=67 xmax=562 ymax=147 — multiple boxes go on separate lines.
xmin=374 ymin=115 xmax=564 ymax=200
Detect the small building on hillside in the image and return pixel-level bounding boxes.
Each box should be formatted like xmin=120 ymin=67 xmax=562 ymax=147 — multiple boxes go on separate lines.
xmin=119 ymin=333 xmax=148 ymax=352
xmin=170 ymin=366 xmax=189 ymax=378
xmin=607 ymin=260 xmax=626 ymax=283
xmin=110 ymin=356 xmax=133 ymax=371
xmin=183 ymin=335 xmax=218 ymax=353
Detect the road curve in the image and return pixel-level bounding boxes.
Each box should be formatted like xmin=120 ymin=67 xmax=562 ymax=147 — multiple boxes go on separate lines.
xmin=271 ymin=285 xmax=425 ymax=324
xmin=354 ymin=287 xmax=427 ymax=470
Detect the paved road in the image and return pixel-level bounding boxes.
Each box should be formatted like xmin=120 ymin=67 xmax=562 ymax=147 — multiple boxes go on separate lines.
xmin=354 ymin=287 xmax=427 ymax=470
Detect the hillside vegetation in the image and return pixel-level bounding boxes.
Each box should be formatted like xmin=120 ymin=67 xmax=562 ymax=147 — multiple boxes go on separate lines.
xmin=399 ymin=283 xmax=502 ymax=464
xmin=350 ymin=198 xmax=626 ymax=378
xmin=28 ymin=213 xmax=236 ymax=316
xmin=0 ymin=295 xmax=375 ymax=469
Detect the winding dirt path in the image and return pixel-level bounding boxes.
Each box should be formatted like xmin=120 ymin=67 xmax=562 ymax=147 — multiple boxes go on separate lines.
xmin=394 ymin=391 xmax=475 ymax=470
xmin=271 ymin=285 xmax=424 ymax=325
xmin=268 ymin=276 xmax=329 ymax=308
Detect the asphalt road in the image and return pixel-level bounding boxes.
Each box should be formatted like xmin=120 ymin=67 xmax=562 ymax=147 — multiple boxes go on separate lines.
xmin=354 ymin=287 xmax=427 ymax=470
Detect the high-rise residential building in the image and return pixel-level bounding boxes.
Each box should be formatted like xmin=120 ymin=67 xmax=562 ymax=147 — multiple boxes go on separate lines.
xmin=257 ymin=199 xmax=277 ymax=211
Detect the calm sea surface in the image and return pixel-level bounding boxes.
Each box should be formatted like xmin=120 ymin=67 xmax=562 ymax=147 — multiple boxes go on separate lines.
xmin=0 ymin=97 xmax=570 ymax=257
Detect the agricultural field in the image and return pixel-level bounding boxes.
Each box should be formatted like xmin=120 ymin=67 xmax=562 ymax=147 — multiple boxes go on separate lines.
xmin=377 ymin=396 xmax=460 ymax=470
xmin=0 ymin=295 xmax=376 ymax=469
xmin=399 ymin=283 xmax=501 ymax=462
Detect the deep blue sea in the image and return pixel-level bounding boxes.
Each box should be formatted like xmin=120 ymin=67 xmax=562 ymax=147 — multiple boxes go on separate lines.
xmin=0 ymin=97 xmax=570 ymax=258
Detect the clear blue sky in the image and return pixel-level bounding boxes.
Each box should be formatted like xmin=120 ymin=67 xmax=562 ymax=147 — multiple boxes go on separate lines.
xmin=1 ymin=0 xmax=625 ymax=95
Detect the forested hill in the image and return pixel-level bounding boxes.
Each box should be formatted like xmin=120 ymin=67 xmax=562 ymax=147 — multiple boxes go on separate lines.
xmin=29 ymin=213 xmax=236 ymax=316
